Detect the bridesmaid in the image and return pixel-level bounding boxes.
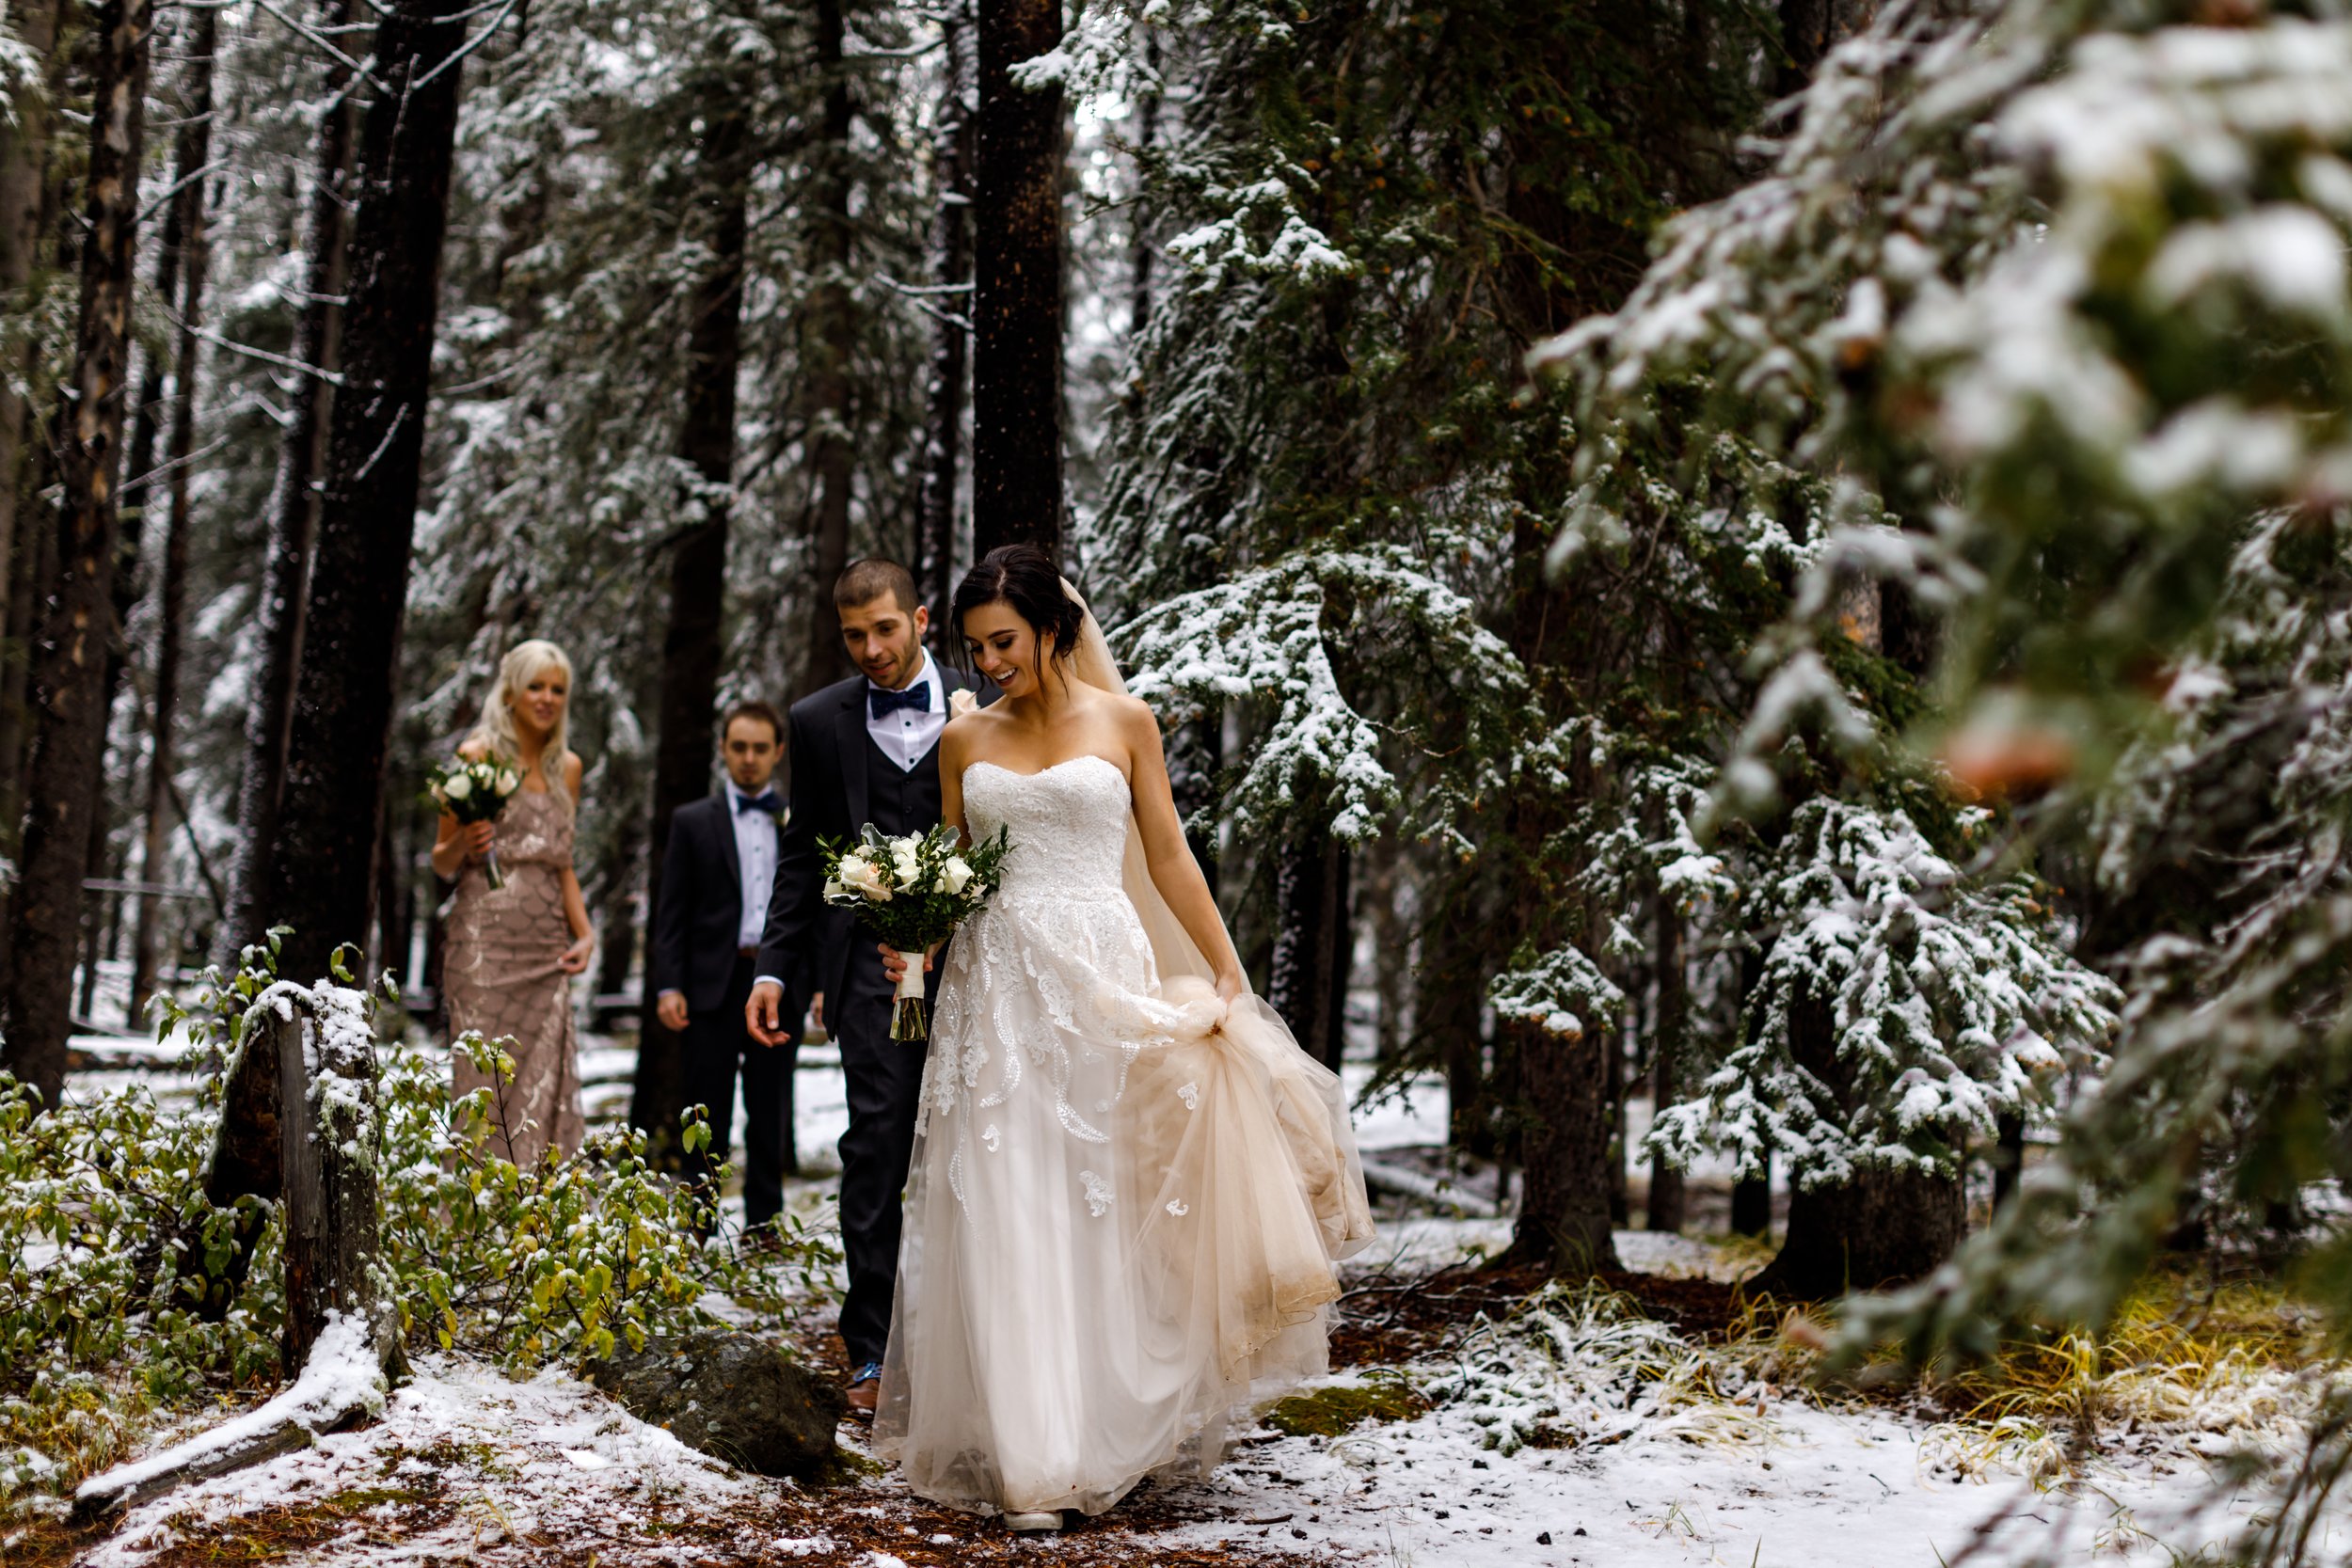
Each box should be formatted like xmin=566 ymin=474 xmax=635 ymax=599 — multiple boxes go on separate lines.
xmin=431 ymin=639 xmax=596 ymax=1164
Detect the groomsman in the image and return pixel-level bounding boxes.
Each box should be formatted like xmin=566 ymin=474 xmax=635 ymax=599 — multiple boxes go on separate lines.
xmin=748 ymin=559 xmax=989 ymax=1417
xmin=650 ymin=700 xmax=799 ymax=1236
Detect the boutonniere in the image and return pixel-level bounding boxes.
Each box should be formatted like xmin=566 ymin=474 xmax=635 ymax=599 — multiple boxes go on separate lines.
xmin=948 ymin=688 xmax=978 ymax=720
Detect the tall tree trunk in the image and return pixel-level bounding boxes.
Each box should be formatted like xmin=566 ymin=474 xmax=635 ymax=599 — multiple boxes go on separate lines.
xmin=1267 ymin=827 xmax=1350 ymax=1069
xmin=630 ymin=71 xmax=749 ymax=1151
xmin=914 ymin=0 xmax=974 ymax=629
xmin=259 ymin=0 xmax=469 ymax=986
xmin=215 ymin=0 xmax=358 ymax=967
xmin=1646 ymin=887 xmax=1687 ymax=1232
xmin=0 ymin=0 xmax=61 ymax=660
xmin=795 ymin=0 xmax=856 ymax=703
xmin=1 ymin=0 xmax=156 ymax=1105
xmin=1510 ymin=1012 xmax=1624 ymax=1274
xmin=971 ymin=0 xmax=1064 ymax=561
xmin=128 ymin=1 xmax=217 ymax=1024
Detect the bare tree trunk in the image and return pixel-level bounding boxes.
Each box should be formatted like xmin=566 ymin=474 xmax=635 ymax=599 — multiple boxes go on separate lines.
xmin=1509 ymin=1013 xmax=1625 ymax=1274
xmin=215 ymin=0 xmax=358 ymax=967
xmin=914 ymin=0 xmax=975 ymax=628
xmin=795 ymin=0 xmax=856 ymax=702
xmin=1646 ymin=890 xmax=1687 ymax=1232
xmin=0 ymin=0 xmax=61 ymax=657
xmin=631 ymin=73 xmax=748 ymax=1152
xmin=129 ymin=2 xmax=218 ymax=1023
xmin=971 ymin=0 xmax=1064 ymax=561
xmin=2 ymin=0 xmax=156 ymax=1105
xmin=260 ymin=0 xmax=469 ymax=985
xmin=1268 ymin=827 xmax=1351 ymax=1069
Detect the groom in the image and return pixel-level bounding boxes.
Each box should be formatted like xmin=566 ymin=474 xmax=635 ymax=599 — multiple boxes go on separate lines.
xmin=748 ymin=558 xmax=987 ymax=1417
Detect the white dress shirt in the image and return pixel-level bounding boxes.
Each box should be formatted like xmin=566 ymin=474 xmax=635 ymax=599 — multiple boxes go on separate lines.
xmin=867 ymin=648 xmax=947 ymax=772
xmin=727 ymin=779 xmax=781 ymax=952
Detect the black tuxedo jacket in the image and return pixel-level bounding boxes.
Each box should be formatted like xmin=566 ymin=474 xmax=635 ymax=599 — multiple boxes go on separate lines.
xmin=756 ymin=663 xmax=990 ymax=1010
xmin=646 ymin=792 xmax=775 ymax=1014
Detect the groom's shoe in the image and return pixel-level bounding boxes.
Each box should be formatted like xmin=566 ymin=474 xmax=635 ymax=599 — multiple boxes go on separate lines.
xmin=1002 ymin=1512 xmax=1062 ymax=1532
xmin=845 ymin=1361 xmax=883 ymax=1419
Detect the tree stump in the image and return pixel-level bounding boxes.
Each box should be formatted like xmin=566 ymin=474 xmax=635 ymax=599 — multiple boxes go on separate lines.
xmin=274 ymin=983 xmax=401 ymax=1375
xmin=79 ymin=982 xmax=402 ymax=1518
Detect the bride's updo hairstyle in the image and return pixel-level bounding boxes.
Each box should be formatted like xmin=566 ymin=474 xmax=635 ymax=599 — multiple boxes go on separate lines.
xmin=952 ymin=544 xmax=1085 ymax=680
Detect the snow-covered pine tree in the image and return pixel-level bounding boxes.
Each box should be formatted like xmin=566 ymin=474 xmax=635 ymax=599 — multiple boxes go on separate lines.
xmin=1075 ymin=0 xmax=1768 ymax=1270
xmin=1549 ymin=0 xmax=2352 ymax=1378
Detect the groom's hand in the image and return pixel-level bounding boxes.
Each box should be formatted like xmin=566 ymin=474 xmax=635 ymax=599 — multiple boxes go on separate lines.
xmin=878 ymin=944 xmax=937 ymax=986
xmin=747 ymin=979 xmax=790 ymax=1048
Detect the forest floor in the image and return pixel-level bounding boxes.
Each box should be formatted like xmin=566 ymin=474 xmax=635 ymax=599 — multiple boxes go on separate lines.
xmin=18 ymin=1019 xmax=2348 ymax=1567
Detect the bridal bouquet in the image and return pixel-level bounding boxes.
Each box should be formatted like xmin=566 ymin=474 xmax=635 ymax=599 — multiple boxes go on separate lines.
xmin=426 ymin=755 xmax=524 ymax=890
xmin=821 ymin=822 xmax=1012 ymax=1039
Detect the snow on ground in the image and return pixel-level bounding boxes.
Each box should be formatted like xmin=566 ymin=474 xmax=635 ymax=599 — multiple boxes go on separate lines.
xmin=1142 ymin=1378 xmax=2265 ymax=1568
xmin=51 ymin=1025 xmax=2333 ymax=1566
xmin=83 ymin=1353 xmax=776 ymax=1567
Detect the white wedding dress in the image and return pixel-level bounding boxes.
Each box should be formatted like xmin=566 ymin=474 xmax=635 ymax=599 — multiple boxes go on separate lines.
xmin=872 ymin=752 xmax=1375 ymax=1517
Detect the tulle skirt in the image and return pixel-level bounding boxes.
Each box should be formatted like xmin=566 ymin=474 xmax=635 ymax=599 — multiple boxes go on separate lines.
xmin=871 ymin=891 xmax=1375 ymax=1516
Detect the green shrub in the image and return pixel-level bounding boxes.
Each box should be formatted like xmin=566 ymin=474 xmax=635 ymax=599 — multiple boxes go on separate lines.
xmin=0 ymin=936 xmax=839 ymax=1517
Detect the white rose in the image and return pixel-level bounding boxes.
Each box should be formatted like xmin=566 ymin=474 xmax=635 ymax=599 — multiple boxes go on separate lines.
xmin=838 ymin=854 xmax=891 ymax=902
xmin=443 ymin=773 xmax=474 ymax=802
xmin=496 ymin=768 xmax=521 ymax=796
xmin=892 ymin=849 xmax=922 ymax=885
xmin=935 ymin=856 xmax=973 ymax=896
xmin=948 ymin=689 xmax=978 ymax=719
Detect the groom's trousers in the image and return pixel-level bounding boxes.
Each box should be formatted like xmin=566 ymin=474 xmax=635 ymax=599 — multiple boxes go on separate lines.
xmin=833 ymin=951 xmax=944 ymax=1370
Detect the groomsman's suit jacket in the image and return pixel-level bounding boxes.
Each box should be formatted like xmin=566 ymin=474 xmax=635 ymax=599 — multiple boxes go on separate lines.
xmin=755 ymin=661 xmax=992 ymax=1009
xmin=646 ymin=793 xmax=775 ymax=1013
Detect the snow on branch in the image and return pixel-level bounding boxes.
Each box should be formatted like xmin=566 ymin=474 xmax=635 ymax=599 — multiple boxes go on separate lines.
xmin=1114 ymin=546 xmax=1525 ymax=841
xmin=1648 ymin=800 xmax=2120 ymax=1189
xmin=1490 ymin=943 xmax=1625 ymax=1042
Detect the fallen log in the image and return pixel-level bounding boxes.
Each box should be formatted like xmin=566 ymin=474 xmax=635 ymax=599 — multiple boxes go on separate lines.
xmin=72 ymin=1307 xmax=391 ymax=1517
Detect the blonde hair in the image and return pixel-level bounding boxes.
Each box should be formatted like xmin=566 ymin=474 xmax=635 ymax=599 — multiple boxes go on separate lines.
xmin=465 ymin=639 xmax=575 ymax=784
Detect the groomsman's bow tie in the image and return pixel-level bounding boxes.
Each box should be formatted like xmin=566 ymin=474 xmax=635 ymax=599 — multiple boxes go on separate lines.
xmin=868 ymin=683 xmax=930 ymax=718
xmin=735 ymin=790 xmax=781 ymax=815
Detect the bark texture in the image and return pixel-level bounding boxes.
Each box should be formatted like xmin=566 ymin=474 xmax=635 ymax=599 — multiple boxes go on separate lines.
xmin=216 ymin=0 xmax=358 ymax=966
xmin=631 ymin=79 xmax=749 ymax=1150
xmin=261 ymin=0 xmax=469 ymax=985
xmin=129 ymin=2 xmax=220 ymax=1022
xmin=2 ymin=0 xmax=157 ymax=1106
xmin=795 ymin=0 xmax=857 ymax=703
xmin=971 ymin=0 xmax=1065 ymax=561
xmin=914 ymin=0 xmax=975 ymax=626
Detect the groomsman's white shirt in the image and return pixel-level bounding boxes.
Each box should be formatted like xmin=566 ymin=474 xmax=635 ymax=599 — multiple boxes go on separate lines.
xmin=869 ymin=648 xmax=948 ymax=771
xmin=727 ymin=779 xmax=780 ymax=951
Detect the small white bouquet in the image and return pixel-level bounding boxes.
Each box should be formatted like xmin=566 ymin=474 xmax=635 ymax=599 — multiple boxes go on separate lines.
xmin=820 ymin=821 xmax=1012 ymax=1040
xmin=426 ymin=754 xmax=525 ymax=890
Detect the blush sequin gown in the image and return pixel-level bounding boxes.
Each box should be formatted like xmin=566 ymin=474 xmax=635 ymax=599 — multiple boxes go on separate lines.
xmin=443 ymin=785 xmax=585 ymax=1165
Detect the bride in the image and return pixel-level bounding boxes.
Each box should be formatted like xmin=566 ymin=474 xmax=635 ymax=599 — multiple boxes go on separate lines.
xmin=871 ymin=544 xmax=1375 ymax=1529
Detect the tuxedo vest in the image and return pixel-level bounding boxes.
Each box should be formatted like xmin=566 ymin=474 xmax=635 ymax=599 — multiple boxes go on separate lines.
xmin=864 ymin=731 xmax=945 ymax=839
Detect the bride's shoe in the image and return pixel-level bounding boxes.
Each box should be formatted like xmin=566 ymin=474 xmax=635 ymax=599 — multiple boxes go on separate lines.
xmin=1002 ymin=1511 xmax=1062 ymax=1532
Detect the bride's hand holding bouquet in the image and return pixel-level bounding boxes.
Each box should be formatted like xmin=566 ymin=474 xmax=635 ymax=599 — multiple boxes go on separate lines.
xmin=822 ymin=821 xmax=1011 ymax=1040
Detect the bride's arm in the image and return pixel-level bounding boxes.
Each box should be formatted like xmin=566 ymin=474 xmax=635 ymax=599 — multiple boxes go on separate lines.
xmin=1120 ymin=699 xmax=1248 ymax=1001
xmin=938 ymin=720 xmax=969 ymax=842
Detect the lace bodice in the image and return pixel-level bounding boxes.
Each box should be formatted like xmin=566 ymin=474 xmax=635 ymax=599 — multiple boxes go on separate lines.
xmin=961 ymin=756 xmax=1131 ymax=898
xmin=491 ymin=786 xmax=575 ymax=869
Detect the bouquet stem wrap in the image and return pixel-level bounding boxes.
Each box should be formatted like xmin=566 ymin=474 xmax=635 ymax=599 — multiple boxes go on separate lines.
xmin=888 ymin=949 xmax=927 ymax=1041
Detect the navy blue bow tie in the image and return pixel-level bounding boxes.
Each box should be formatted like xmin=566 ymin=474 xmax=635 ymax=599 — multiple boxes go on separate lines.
xmin=868 ymin=682 xmax=931 ymax=718
xmin=735 ymin=790 xmax=780 ymax=815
